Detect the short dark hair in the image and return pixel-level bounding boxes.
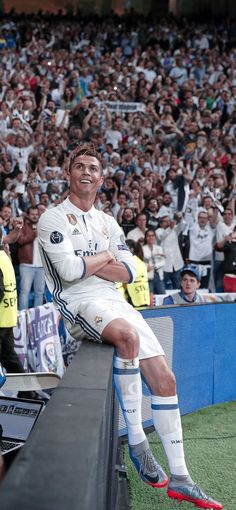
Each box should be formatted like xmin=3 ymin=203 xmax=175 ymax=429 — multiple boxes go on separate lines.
xmin=126 ymin=239 xmax=144 ymax=260
xmin=136 ymin=212 xmax=147 ymax=221
xmin=68 ymin=143 xmax=103 ymax=173
xmin=223 ymin=207 xmax=233 ymax=215
xmin=27 ymin=206 xmax=38 ymax=214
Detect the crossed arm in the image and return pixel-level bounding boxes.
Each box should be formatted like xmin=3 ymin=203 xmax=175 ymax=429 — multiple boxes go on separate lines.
xmin=94 ymin=258 xmax=132 ymax=283
xmin=82 ymin=249 xmax=132 ymax=283
xmin=38 ymin=214 xmax=135 ymax=284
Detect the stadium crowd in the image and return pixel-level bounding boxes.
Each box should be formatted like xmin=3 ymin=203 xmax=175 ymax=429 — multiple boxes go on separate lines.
xmin=1 ymin=10 xmax=236 ymax=307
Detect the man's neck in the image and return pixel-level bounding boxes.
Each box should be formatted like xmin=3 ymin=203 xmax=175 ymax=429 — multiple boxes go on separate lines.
xmin=68 ymin=193 xmax=95 ymax=212
xmin=180 ymin=290 xmax=196 ymax=302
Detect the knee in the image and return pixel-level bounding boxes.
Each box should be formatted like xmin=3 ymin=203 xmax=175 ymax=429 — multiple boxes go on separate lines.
xmin=116 ymin=324 xmax=139 ymax=359
xmin=160 ymin=368 xmax=176 ymax=396
xmin=151 ymin=366 xmax=176 ymax=396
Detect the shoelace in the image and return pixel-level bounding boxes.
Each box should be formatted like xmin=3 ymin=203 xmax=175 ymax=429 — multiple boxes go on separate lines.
xmin=190 ymin=484 xmax=211 ymax=502
xmin=138 ymin=449 xmax=157 ymax=475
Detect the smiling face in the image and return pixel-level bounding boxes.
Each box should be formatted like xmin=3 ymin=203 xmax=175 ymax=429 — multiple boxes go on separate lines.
xmin=145 ymin=230 xmax=156 ymax=246
xmin=223 ymin=208 xmax=233 ymax=226
xmin=69 ymin=154 xmax=103 ymax=207
xmin=198 ymin=212 xmax=208 ymax=227
xmin=148 ymin=199 xmax=158 ymax=212
xmin=135 ymin=214 xmax=147 ymax=232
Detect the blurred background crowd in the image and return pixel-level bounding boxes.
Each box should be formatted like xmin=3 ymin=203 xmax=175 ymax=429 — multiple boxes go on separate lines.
xmin=1 ymin=10 xmax=236 ymax=308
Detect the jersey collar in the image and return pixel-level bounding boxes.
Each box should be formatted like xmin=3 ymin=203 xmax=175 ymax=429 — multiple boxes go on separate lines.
xmin=66 ymin=197 xmax=96 ymax=219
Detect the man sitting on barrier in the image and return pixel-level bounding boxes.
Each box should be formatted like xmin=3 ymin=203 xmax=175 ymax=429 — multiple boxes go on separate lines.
xmin=163 ymin=265 xmax=207 ymax=305
xmin=38 ymin=144 xmax=222 ymax=510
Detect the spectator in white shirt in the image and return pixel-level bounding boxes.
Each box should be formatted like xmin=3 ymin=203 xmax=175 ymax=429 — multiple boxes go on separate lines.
xmin=156 ymin=213 xmax=185 ymax=289
xmin=143 ymin=229 xmax=165 ymax=294
xmin=127 ymin=212 xmax=147 ymax=244
xmin=169 ymin=57 xmax=188 ymax=86
xmin=105 ymin=117 xmax=123 ymax=150
xmin=188 ymin=208 xmax=216 ymax=288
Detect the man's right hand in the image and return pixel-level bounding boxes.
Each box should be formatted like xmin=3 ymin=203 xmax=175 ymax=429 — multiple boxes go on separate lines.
xmin=106 ymin=250 xmax=116 ymax=263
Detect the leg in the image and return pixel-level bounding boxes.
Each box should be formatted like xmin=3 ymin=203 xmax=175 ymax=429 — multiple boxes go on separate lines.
xmin=0 ymin=328 xmax=25 ymax=374
xmin=18 ymin=264 xmax=34 ymax=310
xmin=140 ymin=356 xmax=223 ymax=509
xmin=102 ymin=318 xmax=145 ymax=445
xmin=164 ymin=271 xmax=173 ymax=290
xmin=140 ymin=355 xmax=188 ymax=475
xmin=172 ymin=269 xmax=181 ymax=290
xmin=200 ymin=267 xmax=211 ymax=289
xmin=148 ymin=279 xmax=154 ymax=294
xmin=102 ymin=319 xmax=168 ymax=488
xmin=33 ymin=267 xmax=46 ymax=307
xmin=214 ymin=260 xmax=224 ymax=292
xmin=153 ymin=273 xmax=166 ymax=295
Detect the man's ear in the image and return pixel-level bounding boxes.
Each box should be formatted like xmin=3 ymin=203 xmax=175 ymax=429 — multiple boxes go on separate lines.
xmin=66 ymin=167 xmax=71 ymax=182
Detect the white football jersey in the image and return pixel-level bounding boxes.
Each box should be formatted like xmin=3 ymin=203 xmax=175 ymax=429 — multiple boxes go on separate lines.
xmin=38 ymin=198 xmax=136 ymax=323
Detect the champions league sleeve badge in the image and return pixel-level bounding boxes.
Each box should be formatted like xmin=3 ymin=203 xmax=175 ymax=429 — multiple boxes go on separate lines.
xmin=117 ymin=234 xmax=129 ymax=251
xmin=50 ymin=231 xmax=64 ymax=244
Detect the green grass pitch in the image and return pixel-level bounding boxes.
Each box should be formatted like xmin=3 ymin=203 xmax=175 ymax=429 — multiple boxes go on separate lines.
xmin=124 ymin=401 xmax=236 ymax=510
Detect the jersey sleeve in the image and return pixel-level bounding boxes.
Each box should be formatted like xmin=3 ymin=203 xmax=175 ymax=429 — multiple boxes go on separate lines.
xmin=38 ymin=211 xmax=86 ymax=282
xmin=108 ymin=217 xmax=136 ymax=283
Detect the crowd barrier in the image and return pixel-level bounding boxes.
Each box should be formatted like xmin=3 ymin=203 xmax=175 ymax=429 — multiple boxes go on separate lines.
xmin=13 ymin=301 xmax=236 ymax=435
xmin=0 ymin=342 xmax=119 ymax=510
xmin=1 ymin=300 xmax=235 ymax=509
xmin=120 ymin=301 xmax=236 ymax=436
xmin=145 ymin=302 xmax=236 ymax=411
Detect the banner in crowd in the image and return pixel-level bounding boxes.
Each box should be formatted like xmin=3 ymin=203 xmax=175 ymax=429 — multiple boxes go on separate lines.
xmin=57 ymin=317 xmax=80 ymax=367
xmin=14 ymin=303 xmax=65 ymax=378
xmin=102 ymin=101 xmax=146 ymax=113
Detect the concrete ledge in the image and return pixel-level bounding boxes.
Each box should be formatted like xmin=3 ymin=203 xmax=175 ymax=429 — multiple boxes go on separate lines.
xmin=0 ymin=342 xmax=118 ymax=510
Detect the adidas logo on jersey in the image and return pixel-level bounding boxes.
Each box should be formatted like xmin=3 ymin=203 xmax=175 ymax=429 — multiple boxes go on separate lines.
xmin=72 ymin=228 xmax=81 ymax=235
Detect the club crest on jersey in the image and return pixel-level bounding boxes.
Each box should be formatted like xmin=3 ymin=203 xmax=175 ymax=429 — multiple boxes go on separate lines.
xmin=94 ymin=315 xmax=103 ymax=325
xmin=101 ymin=226 xmax=109 ymax=239
xmin=50 ymin=231 xmax=64 ymax=244
xmin=66 ymin=214 xmax=77 ymax=225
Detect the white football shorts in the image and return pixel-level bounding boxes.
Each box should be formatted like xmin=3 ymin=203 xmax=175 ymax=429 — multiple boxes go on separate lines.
xmin=64 ymin=298 xmax=165 ymax=360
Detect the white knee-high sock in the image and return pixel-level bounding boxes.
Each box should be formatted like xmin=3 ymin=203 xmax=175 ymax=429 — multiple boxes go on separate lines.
xmin=113 ymin=356 xmax=146 ymax=446
xmin=151 ymin=395 xmax=189 ymax=476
